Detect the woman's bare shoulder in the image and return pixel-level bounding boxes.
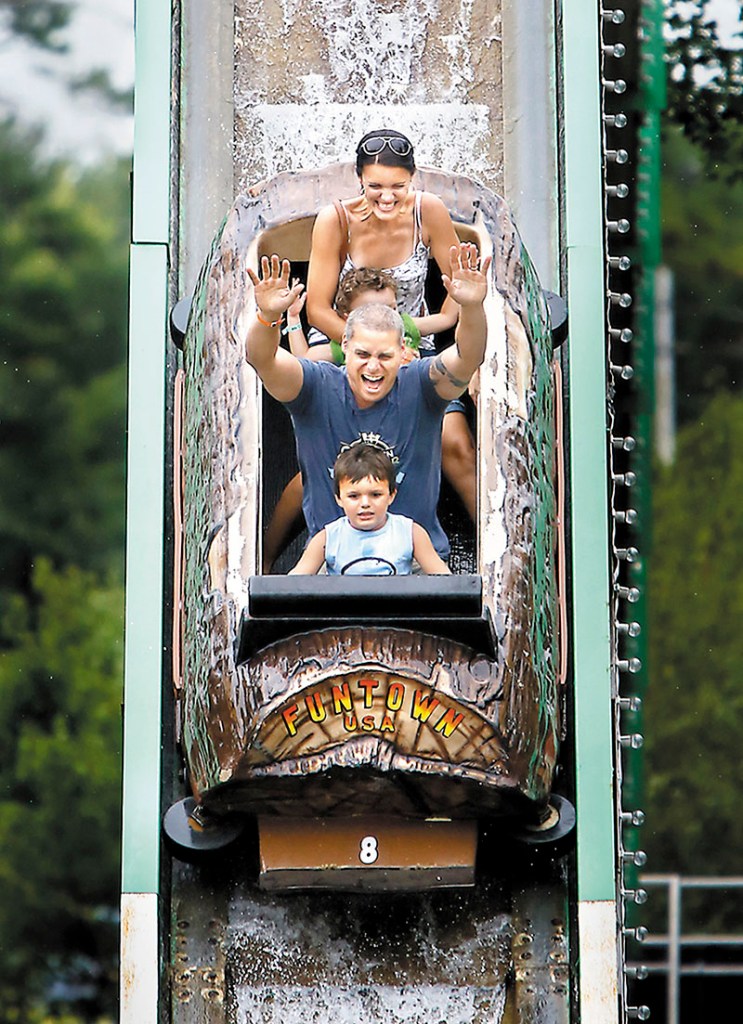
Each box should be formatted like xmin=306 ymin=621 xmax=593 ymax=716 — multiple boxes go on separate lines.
xmin=314 ymin=203 xmax=342 ymax=227
xmin=419 ymin=190 xmax=452 ymax=220
xmin=419 ymin=191 xmax=457 ymax=247
xmin=314 ymin=196 xmax=364 ymax=233
xmin=311 ymin=203 xmax=346 ymax=247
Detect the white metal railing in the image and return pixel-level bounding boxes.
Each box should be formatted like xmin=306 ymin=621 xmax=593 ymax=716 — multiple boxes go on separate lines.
xmin=628 ymin=874 xmax=743 ymax=1024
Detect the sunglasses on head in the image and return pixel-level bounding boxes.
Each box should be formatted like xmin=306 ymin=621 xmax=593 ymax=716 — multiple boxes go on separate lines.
xmin=359 ymin=136 xmax=413 ymax=158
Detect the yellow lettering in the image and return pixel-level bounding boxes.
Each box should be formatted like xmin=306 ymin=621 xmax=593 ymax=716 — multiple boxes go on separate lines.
xmin=305 ymin=692 xmax=326 ymax=723
xmin=358 ymin=677 xmax=380 ymax=708
xmin=331 ymin=682 xmax=353 ymax=714
xmin=282 ymin=703 xmax=299 ymax=737
xmin=380 ymin=714 xmax=395 ymax=732
xmin=411 ymin=690 xmax=440 ymax=723
xmin=433 ymin=707 xmax=465 ymax=737
xmin=361 ymin=715 xmax=375 ymax=732
xmin=343 ymin=713 xmax=358 ymax=732
xmin=386 ymin=681 xmax=404 ymax=711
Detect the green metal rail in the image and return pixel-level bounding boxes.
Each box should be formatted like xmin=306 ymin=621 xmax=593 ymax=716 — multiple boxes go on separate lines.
xmin=561 ymin=4 xmax=619 ymax=1019
xmin=120 ymin=0 xmax=172 ymax=1016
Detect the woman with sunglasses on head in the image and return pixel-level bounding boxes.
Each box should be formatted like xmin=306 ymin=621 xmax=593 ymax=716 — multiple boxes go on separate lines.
xmin=306 ymin=129 xmax=462 ymax=361
xmin=303 ymin=129 xmax=478 ymax=531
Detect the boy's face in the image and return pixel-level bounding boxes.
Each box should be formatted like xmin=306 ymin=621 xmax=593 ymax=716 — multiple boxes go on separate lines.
xmin=335 ymin=474 xmax=396 ymax=531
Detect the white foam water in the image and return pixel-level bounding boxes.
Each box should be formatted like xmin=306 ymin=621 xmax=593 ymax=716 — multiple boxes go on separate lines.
xmin=225 ymin=890 xmax=510 ymax=1023
xmin=231 ymin=983 xmax=506 ymax=1023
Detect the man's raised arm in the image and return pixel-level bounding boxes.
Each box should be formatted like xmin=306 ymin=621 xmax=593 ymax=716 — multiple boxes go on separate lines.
xmin=428 ymin=243 xmax=491 ymax=401
xmin=245 ymin=255 xmax=305 ymax=403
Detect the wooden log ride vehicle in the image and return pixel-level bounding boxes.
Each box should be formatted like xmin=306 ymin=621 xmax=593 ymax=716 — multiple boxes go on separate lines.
xmin=165 ymin=164 xmax=570 ymax=884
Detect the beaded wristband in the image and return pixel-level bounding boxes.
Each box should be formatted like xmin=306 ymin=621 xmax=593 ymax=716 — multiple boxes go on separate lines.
xmin=256 ymin=310 xmax=282 ymax=328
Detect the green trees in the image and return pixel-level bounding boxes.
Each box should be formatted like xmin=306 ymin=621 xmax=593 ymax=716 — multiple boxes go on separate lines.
xmin=0 ymin=1 xmax=73 ymax=51
xmin=0 ymin=119 xmax=127 ymax=1019
xmin=0 ymin=562 xmax=123 ymax=1016
xmin=642 ymin=9 xmax=743 ymax=892
xmin=0 ymin=120 xmax=128 ymax=596
xmin=665 ymin=0 xmax=743 ymax=176
xmin=646 ymin=393 xmax=743 ymax=886
xmin=661 ymin=128 xmax=743 ymax=424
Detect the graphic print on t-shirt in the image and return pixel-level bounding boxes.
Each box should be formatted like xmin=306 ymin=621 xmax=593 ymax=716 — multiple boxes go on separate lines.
xmin=335 ymin=431 xmax=405 ymax=487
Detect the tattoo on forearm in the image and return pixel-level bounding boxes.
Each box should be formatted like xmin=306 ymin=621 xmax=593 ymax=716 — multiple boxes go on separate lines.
xmin=432 ymin=354 xmax=469 ymax=390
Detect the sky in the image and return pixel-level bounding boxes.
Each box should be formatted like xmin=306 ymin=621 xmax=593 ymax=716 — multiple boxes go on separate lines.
xmin=0 ymin=0 xmax=134 ymax=162
xmin=0 ymin=0 xmax=740 ymax=165
xmin=698 ymin=0 xmax=743 ymax=43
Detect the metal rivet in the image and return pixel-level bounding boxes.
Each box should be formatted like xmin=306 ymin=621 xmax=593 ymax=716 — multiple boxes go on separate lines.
xmin=617 ymin=619 xmax=641 ymax=636
xmin=621 ymin=809 xmax=646 ymax=827
xmin=621 ymin=849 xmax=647 ymax=866
xmin=612 ymin=471 xmax=636 ymax=486
xmin=616 ymin=658 xmax=643 ymax=674
xmin=610 ymin=363 xmax=634 ymax=379
xmin=610 ymin=327 xmax=634 ymax=343
xmin=620 ymin=732 xmax=644 ymax=749
xmin=612 ymin=435 xmax=636 ymax=450
xmin=618 ymin=696 xmax=642 ymax=713
xmin=623 ymin=888 xmax=648 ymax=905
xmin=603 ymin=42 xmax=627 ymax=58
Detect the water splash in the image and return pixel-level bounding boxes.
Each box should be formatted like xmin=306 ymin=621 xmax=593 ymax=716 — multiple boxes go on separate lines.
xmin=226 ymin=887 xmax=510 ymax=1023
xmin=235 ymin=103 xmax=492 ymax=188
xmin=231 ymin=984 xmax=506 ymax=1023
xmin=233 ymin=0 xmax=501 ymax=188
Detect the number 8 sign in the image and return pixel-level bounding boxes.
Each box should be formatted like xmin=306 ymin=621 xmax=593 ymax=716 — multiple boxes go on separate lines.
xmin=359 ymin=835 xmax=379 ymax=864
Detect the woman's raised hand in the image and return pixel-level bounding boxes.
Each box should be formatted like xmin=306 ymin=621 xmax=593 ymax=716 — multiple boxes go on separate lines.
xmin=247 ymin=255 xmax=304 ymax=320
xmin=441 ymin=243 xmax=491 ymax=307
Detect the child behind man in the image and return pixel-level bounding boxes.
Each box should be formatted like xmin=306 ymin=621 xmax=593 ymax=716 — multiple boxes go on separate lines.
xmin=289 ymin=444 xmax=450 ymax=576
xmin=284 ymin=267 xmax=423 ymax=363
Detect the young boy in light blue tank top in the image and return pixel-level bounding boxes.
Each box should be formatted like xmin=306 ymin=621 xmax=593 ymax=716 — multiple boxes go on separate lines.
xmin=289 ymin=445 xmax=450 ymax=576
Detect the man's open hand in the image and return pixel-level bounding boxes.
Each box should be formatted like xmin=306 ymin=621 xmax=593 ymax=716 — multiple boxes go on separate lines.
xmin=248 ymin=254 xmax=304 ymax=320
xmin=441 ymin=243 xmax=491 ymax=307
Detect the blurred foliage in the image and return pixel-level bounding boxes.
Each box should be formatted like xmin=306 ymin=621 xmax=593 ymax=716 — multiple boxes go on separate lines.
xmin=67 ymin=68 xmax=133 ymax=114
xmin=645 ymin=392 xmax=743 ymax=923
xmin=0 ymin=118 xmax=128 ymax=599
xmin=665 ymin=0 xmax=743 ymax=179
xmin=0 ymin=2 xmax=131 ymax=144
xmin=643 ymin=34 xmax=743 ymax=928
xmin=0 ymin=559 xmax=122 ymax=1019
xmin=0 ymin=0 xmax=73 ymax=52
xmin=662 ymin=126 xmax=743 ymax=423
xmin=0 ymin=119 xmax=127 ymax=1020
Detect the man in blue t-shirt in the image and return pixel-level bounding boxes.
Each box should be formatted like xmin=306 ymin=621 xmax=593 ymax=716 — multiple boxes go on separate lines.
xmin=245 ymin=243 xmax=490 ymax=559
